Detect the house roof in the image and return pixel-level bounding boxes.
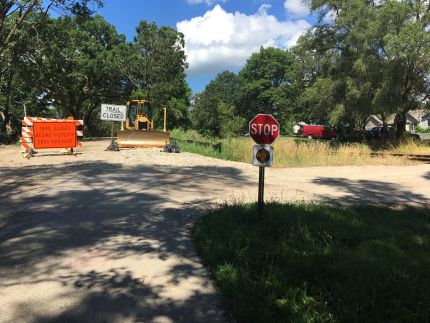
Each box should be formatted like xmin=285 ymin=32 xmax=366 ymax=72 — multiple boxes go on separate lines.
xmin=367 ymin=115 xmax=383 ymax=124
xmin=367 ymin=110 xmax=430 ymax=126
xmin=421 ymin=112 xmax=430 ymax=120
xmin=408 ymin=109 xmax=429 ymax=121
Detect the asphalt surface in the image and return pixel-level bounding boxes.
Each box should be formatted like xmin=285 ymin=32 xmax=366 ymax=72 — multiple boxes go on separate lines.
xmin=1 ymin=141 xmax=429 ymax=322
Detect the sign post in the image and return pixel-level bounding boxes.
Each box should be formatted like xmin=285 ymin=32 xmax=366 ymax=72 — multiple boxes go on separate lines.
xmin=258 ymin=166 xmax=265 ymax=211
xmin=249 ymin=114 xmax=280 ymax=211
xmin=101 ymin=104 xmax=126 ymax=151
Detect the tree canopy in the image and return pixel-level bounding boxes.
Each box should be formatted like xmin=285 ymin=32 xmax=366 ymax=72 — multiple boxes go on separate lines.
xmin=127 ymin=21 xmax=190 ymax=129
xmin=2 ymin=0 xmax=430 ymax=142
xmin=0 ymin=0 xmax=102 ymax=56
xmin=191 ymin=71 xmax=244 ymax=137
xmin=297 ymin=0 xmax=430 ymax=134
xmin=0 ymin=8 xmax=192 ymax=140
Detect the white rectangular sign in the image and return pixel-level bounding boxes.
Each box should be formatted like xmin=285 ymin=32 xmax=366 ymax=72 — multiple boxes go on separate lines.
xmin=101 ymin=104 xmax=126 ymax=122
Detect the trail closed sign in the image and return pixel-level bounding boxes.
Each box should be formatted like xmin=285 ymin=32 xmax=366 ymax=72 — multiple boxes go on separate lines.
xmin=33 ymin=122 xmax=77 ymax=149
xmin=101 ymin=104 xmax=126 ymax=122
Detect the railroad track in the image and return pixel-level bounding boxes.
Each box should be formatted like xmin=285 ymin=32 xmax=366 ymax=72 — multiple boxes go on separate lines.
xmin=371 ymin=152 xmax=430 ymax=161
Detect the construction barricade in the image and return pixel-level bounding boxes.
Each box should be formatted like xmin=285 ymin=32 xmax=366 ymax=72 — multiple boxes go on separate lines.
xmin=20 ymin=117 xmax=84 ymax=157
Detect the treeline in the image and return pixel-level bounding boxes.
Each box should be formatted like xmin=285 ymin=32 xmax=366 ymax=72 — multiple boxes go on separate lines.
xmin=0 ymin=0 xmax=189 ymax=142
xmin=1 ymin=0 xmax=429 ymax=142
xmin=190 ymin=0 xmax=430 ymax=138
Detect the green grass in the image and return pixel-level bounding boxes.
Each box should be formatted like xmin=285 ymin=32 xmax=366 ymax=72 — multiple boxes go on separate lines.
xmin=193 ymin=203 xmax=430 ymax=322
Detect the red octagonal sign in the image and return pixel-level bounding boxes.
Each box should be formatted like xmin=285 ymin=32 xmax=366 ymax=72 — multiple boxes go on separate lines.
xmin=249 ymin=114 xmax=280 ymax=145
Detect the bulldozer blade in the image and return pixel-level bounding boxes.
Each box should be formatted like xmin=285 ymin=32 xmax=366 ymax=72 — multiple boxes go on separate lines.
xmin=117 ymin=130 xmax=170 ymax=148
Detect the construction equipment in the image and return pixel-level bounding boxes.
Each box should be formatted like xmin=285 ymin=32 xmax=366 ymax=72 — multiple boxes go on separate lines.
xmin=117 ymin=99 xmax=170 ymax=148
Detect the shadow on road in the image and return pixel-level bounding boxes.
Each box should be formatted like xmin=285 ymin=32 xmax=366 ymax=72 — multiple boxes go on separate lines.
xmin=312 ymin=177 xmax=429 ymax=206
xmin=424 ymin=171 xmax=430 ymax=181
xmin=0 ymin=161 xmax=248 ymax=322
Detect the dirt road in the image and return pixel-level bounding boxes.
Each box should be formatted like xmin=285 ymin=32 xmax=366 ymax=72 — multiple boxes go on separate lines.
xmin=1 ymin=140 xmax=429 ymax=322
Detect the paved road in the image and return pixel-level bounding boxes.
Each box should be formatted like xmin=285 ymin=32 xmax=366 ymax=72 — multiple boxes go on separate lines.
xmin=1 ymin=142 xmax=429 ymax=322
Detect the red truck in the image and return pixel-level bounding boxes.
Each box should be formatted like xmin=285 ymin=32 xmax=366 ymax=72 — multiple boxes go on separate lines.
xmin=294 ymin=124 xmax=336 ymax=139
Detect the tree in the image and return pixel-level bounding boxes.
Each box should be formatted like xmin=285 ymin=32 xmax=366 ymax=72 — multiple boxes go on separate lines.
xmin=127 ymin=21 xmax=190 ymax=129
xmin=238 ymin=47 xmax=298 ymax=132
xmin=0 ymin=12 xmax=54 ymax=143
xmin=191 ymin=71 xmax=243 ymax=137
xmin=218 ymin=101 xmax=246 ymax=138
xmin=0 ymin=1 xmax=104 ymax=141
xmin=21 ymin=14 xmax=130 ymax=131
xmin=298 ymin=0 xmax=430 ymax=135
xmin=0 ymin=0 xmax=102 ymax=57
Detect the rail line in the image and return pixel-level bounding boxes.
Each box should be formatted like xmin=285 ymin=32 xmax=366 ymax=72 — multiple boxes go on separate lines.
xmin=370 ymin=153 xmax=430 ymax=162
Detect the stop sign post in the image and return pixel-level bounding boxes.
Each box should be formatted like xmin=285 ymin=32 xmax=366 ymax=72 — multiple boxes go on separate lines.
xmin=249 ymin=114 xmax=280 ymax=211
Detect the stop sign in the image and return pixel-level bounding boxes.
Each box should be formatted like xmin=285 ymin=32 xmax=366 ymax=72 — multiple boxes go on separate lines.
xmin=249 ymin=114 xmax=280 ymax=144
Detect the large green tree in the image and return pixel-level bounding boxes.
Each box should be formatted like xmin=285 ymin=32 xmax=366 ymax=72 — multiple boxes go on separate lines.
xmin=0 ymin=0 xmax=104 ymax=141
xmin=238 ymin=47 xmax=299 ymax=132
xmin=127 ymin=21 xmax=190 ymax=129
xmin=191 ymin=71 xmax=244 ymax=137
xmin=21 ymin=14 xmax=130 ymax=129
xmin=0 ymin=0 xmax=102 ymax=56
xmin=299 ymin=0 xmax=430 ymax=134
xmin=0 ymin=12 xmax=55 ymax=142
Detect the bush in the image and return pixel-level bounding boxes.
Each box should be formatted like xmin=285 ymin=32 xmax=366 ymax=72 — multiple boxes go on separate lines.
xmin=416 ymin=124 xmax=430 ymax=133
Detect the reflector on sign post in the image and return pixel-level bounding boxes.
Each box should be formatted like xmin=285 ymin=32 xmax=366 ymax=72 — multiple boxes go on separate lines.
xmin=252 ymin=145 xmax=273 ymax=167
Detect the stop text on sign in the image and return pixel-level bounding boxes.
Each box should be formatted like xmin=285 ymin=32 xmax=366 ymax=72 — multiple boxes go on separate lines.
xmin=250 ymin=123 xmax=279 ymax=136
xmin=33 ymin=122 xmax=77 ymax=149
xmin=249 ymin=114 xmax=280 ymax=145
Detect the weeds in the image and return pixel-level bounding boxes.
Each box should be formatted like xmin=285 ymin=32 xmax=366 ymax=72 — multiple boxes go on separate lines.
xmin=172 ymin=129 xmax=430 ymax=167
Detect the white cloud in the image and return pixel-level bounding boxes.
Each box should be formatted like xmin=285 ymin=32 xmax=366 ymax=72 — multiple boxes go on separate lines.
xmin=177 ymin=4 xmax=310 ymax=76
xmin=284 ymin=0 xmax=310 ymax=17
xmin=323 ymin=8 xmax=337 ymax=23
xmin=186 ymin=0 xmax=227 ymax=6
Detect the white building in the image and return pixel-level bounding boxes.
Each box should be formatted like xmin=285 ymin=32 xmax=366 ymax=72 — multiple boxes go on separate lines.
xmin=366 ymin=110 xmax=430 ymax=132
xmin=406 ymin=110 xmax=430 ymax=132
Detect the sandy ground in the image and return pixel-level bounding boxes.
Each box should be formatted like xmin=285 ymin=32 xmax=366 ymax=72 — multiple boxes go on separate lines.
xmin=0 ymin=140 xmax=429 ymax=322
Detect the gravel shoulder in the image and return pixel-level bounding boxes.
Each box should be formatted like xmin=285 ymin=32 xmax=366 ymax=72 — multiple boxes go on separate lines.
xmin=0 ymin=140 xmax=429 ymax=322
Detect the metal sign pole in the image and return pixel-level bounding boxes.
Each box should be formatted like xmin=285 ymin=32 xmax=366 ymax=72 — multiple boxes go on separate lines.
xmin=258 ymin=166 xmax=265 ymax=211
xmin=106 ymin=121 xmax=119 ymax=151
xmin=112 ymin=121 xmax=115 ymax=139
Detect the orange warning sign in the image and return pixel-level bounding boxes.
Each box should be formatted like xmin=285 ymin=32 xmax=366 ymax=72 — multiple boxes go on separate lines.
xmin=33 ymin=122 xmax=77 ymax=149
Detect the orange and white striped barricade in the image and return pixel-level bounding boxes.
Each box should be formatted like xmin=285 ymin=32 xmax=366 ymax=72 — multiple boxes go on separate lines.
xmin=20 ymin=117 xmax=84 ymax=157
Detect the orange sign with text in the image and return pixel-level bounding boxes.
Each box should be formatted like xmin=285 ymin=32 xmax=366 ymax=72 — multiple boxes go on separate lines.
xmin=33 ymin=122 xmax=77 ymax=149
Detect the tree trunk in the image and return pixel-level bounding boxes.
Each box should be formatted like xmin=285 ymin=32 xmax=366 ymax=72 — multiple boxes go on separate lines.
xmin=395 ymin=110 xmax=407 ymax=138
xmin=83 ymin=102 xmax=99 ymax=136
xmin=0 ymin=71 xmax=14 ymax=144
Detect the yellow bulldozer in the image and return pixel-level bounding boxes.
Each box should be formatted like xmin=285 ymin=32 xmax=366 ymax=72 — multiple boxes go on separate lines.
xmin=117 ymin=99 xmax=170 ymax=148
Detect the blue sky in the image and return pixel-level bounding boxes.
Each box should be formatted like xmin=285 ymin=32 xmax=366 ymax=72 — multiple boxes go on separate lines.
xmin=95 ymin=0 xmax=319 ymax=93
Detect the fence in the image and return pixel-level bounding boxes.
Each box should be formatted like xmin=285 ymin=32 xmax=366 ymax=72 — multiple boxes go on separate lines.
xmin=170 ymin=137 xmax=222 ymax=152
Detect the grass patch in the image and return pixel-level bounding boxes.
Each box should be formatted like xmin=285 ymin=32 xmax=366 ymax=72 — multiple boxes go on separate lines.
xmin=193 ymin=203 xmax=430 ymax=322
xmin=171 ymin=129 xmax=430 ymax=167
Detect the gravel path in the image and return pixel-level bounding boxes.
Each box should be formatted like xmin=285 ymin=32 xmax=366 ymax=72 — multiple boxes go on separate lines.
xmin=0 ymin=140 xmax=429 ymax=322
